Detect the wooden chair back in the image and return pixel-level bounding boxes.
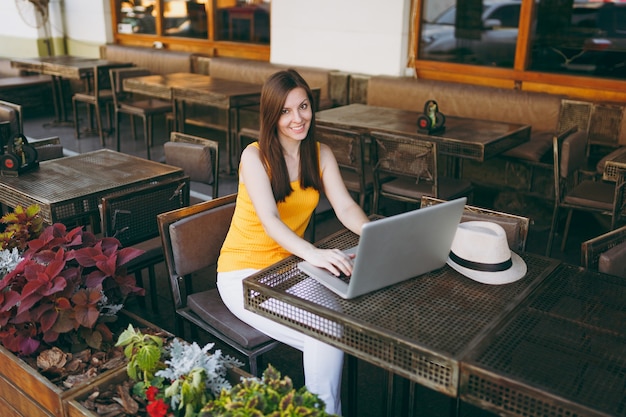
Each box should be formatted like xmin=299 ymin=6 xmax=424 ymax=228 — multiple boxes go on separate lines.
xmin=420 ymin=196 xmax=530 ymax=252
xmin=108 ymin=67 xmax=151 ymax=109
xmin=581 ymin=225 xmax=626 ymax=277
xmin=316 ymin=125 xmax=371 ymax=209
xmin=371 ymin=131 xmax=473 ymax=213
xmin=157 ymin=193 xmax=279 ymax=375
xmin=101 ymin=176 xmax=190 ymax=247
xmin=547 ymin=125 xmax=626 ymax=255
xmin=166 ymin=131 xmax=220 ymax=200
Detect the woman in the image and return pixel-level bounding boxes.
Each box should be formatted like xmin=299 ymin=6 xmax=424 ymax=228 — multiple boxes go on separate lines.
xmin=217 ymin=69 xmax=369 ymax=415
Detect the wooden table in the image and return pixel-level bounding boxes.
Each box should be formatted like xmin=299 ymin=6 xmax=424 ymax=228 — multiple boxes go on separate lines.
xmin=242 ymin=226 xmax=560 ymax=415
xmin=11 ymin=56 xmax=131 ymax=126
xmin=602 ymin=146 xmax=626 ymax=182
xmin=124 ymin=73 xmax=262 ymax=173
xmin=0 ymin=149 xmax=183 ymax=225
xmin=316 ymin=104 xmax=531 ymax=163
xmin=460 ymin=263 xmax=626 ymax=417
xmin=122 ymin=72 xmax=214 ymax=101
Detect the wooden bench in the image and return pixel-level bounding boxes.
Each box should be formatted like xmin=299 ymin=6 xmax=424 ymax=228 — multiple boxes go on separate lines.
xmin=0 ymin=71 xmax=53 ymax=115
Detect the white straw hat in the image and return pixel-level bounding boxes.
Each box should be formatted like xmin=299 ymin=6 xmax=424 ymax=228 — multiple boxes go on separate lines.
xmin=446 ymin=221 xmax=527 ymax=285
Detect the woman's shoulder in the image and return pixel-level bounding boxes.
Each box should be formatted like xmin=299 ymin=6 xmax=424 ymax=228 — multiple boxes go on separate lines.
xmin=240 ymin=142 xmax=267 ymax=175
xmin=318 ymin=141 xmax=334 ymax=163
xmin=241 ymin=141 xmax=261 ymax=158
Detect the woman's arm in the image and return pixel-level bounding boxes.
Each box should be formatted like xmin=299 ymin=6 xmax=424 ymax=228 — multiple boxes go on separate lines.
xmin=240 ymin=145 xmax=355 ymax=276
xmin=319 ymin=143 xmax=370 ymax=236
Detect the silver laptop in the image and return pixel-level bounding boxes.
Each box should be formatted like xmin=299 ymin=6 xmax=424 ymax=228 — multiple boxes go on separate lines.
xmin=298 ymin=197 xmax=466 ymax=299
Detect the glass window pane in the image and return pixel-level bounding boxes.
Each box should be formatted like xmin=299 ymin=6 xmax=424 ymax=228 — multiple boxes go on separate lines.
xmin=118 ymin=0 xmax=157 ymax=35
xmin=215 ymin=0 xmax=271 ymax=44
xmin=529 ymin=1 xmax=626 ymax=80
xmin=164 ymin=0 xmax=208 ymax=38
xmin=420 ymin=0 xmax=519 ymax=68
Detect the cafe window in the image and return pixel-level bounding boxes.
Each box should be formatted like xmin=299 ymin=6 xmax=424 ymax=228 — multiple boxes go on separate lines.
xmin=420 ymin=0 xmax=521 ymax=68
xmin=115 ymin=0 xmax=270 ymax=45
xmin=119 ymin=0 xmax=157 ymax=34
xmin=417 ymin=0 xmax=626 ymax=81
xmin=528 ymin=1 xmax=626 ymax=79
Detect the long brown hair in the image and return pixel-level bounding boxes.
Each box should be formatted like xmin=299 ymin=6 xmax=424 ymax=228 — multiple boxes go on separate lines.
xmin=258 ymin=69 xmax=322 ymax=202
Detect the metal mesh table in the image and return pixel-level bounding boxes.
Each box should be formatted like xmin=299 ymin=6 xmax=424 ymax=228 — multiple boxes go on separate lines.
xmin=243 ymin=226 xmax=559 ymax=396
xmin=0 ymin=149 xmax=183 ymax=225
xmin=461 ymin=264 xmax=626 ymax=417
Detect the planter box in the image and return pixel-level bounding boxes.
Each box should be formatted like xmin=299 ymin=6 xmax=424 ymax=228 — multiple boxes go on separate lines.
xmin=65 ymin=366 xmax=251 ymax=417
xmin=0 ymin=310 xmax=169 ymax=417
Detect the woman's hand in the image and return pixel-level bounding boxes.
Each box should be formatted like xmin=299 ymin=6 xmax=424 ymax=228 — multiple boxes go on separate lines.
xmin=305 ymin=248 xmax=356 ymax=277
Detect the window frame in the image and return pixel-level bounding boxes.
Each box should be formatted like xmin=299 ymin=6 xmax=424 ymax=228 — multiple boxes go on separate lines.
xmin=411 ymin=0 xmax=626 ymax=103
xmin=111 ymin=0 xmax=270 ymax=61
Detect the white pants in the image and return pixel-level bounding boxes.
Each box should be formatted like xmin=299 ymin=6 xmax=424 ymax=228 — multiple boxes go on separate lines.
xmin=217 ymin=269 xmax=344 ymax=415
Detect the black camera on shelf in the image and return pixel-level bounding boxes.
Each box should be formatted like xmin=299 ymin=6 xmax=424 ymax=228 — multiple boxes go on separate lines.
xmin=417 ymin=99 xmax=446 ymax=134
xmin=0 ymin=133 xmax=39 ymax=176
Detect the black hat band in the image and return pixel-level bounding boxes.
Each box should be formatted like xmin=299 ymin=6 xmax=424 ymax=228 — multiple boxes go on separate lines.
xmin=449 ymin=251 xmax=512 ymax=273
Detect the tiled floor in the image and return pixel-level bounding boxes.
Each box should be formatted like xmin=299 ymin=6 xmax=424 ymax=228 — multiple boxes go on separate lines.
xmin=22 ymin=107 xmax=611 ymax=417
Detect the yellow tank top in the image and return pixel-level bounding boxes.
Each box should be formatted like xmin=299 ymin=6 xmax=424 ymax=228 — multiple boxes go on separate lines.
xmin=217 ymin=143 xmax=320 ymax=272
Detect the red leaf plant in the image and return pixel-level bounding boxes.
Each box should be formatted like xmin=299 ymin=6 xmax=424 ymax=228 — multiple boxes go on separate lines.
xmin=0 ymin=222 xmax=145 ymax=356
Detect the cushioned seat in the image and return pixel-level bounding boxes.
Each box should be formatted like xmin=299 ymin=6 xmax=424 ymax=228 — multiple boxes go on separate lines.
xmin=581 ymin=225 xmax=626 ymax=278
xmin=599 ymin=243 xmax=626 ymax=278
xmin=164 ymin=132 xmax=220 ymax=201
xmin=158 ymin=194 xmax=279 ymax=376
xmin=547 ymin=128 xmax=626 ymax=256
xmin=502 ymin=131 xmax=553 ymax=162
xmin=187 ymin=290 xmax=272 ymax=348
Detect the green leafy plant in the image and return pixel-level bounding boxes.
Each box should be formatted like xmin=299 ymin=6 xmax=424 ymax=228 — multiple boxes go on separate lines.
xmin=200 ymin=365 xmax=337 ymax=417
xmin=116 ymin=327 xmax=242 ymax=417
xmin=158 ymin=338 xmax=241 ymax=417
xmin=116 ymin=323 xmax=166 ymax=384
xmin=0 ymin=220 xmax=145 ymax=356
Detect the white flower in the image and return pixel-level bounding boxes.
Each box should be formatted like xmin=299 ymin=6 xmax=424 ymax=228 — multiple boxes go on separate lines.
xmin=0 ymin=248 xmax=23 ymax=276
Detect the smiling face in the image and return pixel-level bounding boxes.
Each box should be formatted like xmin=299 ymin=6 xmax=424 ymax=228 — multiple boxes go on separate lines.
xmin=276 ymin=87 xmax=312 ymax=144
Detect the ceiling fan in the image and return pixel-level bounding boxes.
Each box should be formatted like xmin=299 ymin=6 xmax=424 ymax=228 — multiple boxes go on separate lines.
xmin=15 ymin=0 xmax=53 ymax=55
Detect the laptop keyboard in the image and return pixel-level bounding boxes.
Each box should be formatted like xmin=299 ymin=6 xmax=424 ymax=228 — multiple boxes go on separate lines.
xmin=337 ymin=272 xmax=351 ymax=284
